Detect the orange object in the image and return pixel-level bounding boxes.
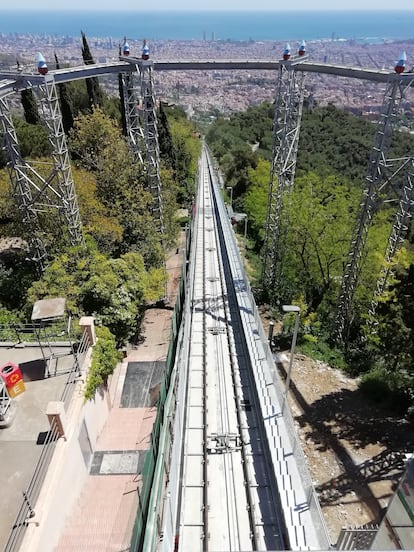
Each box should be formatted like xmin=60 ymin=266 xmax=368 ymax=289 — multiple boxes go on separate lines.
xmin=8 ymin=380 xmax=25 ymax=398
xmin=0 ymin=362 xmax=23 ymax=388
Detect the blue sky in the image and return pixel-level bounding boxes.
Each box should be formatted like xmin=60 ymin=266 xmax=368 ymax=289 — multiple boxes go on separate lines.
xmin=4 ymin=1 xmax=414 ymax=9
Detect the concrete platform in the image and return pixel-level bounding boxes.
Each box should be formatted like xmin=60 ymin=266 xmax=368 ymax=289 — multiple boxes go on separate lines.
xmin=0 ymin=345 xmax=73 ymax=550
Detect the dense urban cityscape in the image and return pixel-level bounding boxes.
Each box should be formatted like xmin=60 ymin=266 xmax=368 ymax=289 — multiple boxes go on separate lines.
xmin=1 ymin=32 xmax=414 ymax=120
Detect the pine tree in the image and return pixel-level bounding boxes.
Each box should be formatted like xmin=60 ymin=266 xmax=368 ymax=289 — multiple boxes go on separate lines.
xmin=21 ymin=89 xmax=40 ymax=125
xmin=81 ymin=31 xmax=105 ymax=109
xmin=54 ymin=53 xmax=74 ymax=134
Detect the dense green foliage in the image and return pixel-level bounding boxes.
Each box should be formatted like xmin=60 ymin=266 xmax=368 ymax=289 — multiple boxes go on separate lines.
xmin=207 ymin=102 xmax=414 ymax=419
xmin=0 ymin=77 xmax=199 ymax=350
xmin=84 ymin=326 xmax=122 ymax=401
xmin=21 ymin=89 xmax=40 ymax=125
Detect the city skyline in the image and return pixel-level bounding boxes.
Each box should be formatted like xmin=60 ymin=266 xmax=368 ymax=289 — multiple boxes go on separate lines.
xmin=2 ymin=1 xmax=414 ymax=11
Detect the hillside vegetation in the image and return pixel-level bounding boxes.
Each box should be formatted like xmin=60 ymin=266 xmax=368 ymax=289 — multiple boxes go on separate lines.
xmin=0 ymin=76 xmax=200 ymax=347
xmin=207 ymin=103 xmax=414 ymax=419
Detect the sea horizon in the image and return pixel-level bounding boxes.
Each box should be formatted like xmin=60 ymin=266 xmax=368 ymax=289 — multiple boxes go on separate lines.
xmin=1 ymin=10 xmax=414 ymax=42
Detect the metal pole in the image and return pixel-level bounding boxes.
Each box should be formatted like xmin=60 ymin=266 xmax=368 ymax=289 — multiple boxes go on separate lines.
xmin=227 ymin=186 xmax=233 ymax=208
xmin=281 ymin=305 xmax=300 ymax=413
xmin=268 ymin=321 xmax=275 ymax=346
xmin=244 ymin=216 xmax=248 ymax=238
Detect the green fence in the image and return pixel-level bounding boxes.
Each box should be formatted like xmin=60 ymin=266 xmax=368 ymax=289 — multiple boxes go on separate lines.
xmin=129 ymin=224 xmax=191 ymax=551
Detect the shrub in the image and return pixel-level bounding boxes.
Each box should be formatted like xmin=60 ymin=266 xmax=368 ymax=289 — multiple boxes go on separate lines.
xmin=299 ymin=338 xmax=347 ymax=371
xmin=360 ymin=365 xmax=413 ymax=416
xmin=84 ymin=326 xmax=122 ymax=401
xmin=359 ymin=366 xmax=389 ymax=403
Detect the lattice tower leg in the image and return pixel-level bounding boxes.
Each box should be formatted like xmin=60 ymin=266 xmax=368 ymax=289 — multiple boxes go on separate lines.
xmin=333 ymin=78 xmax=409 ymax=343
xmin=262 ymin=64 xmax=305 ymax=299
xmin=120 ymin=69 xmax=145 ymax=164
xmin=34 ymin=75 xmax=84 ymax=247
xmin=140 ymin=65 xmax=164 ymax=236
xmin=0 ymin=378 xmax=12 ymax=423
xmin=366 ymin=156 xmax=414 ymax=331
xmin=0 ymin=94 xmax=47 ymax=267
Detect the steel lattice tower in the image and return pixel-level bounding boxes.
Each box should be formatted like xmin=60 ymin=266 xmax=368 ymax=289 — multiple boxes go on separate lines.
xmin=120 ymin=69 xmax=145 ymax=164
xmin=366 ymin=156 xmax=414 ymax=331
xmin=119 ymin=57 xmax=164 ymax=235
xmin=333 ymin=77 xmax=413 ymax=342
xmin=262 ymin=56 xmax=307 ymax=300
xmin=0 ymin=86 xmax=48 ymax=267
xmin=140 ymin=61 xmax=164 ymax=234
xmin=33 ymin=74 xmax=84 ymax=247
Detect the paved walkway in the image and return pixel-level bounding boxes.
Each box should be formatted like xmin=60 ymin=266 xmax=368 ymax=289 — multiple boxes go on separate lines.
xmin=56 ymin=238 xmax=184 ymax=551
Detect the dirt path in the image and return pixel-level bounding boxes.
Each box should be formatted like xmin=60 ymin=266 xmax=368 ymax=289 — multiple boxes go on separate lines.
xmin=280 ymin=352 xmax=413 ymax=544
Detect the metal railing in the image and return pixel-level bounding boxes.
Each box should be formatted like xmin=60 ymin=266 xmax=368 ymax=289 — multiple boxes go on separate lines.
xmin=3 ymin=328 xmax=91 ymax=552
xmin=0 ymin=322 xmax=74 ymax=346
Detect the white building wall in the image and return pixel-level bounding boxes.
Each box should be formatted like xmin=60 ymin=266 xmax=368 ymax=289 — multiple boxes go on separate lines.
xmin=20 ymin=369 xmax=112 ymax=552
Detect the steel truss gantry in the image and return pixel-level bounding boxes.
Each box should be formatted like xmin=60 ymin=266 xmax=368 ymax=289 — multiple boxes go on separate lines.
xmin=334 ymin=77 xmax=414 ymax=342
xmin=120 ymin=69 xmax=145 ymax=164
xmin=0 ymin=75 xmax=83 ymax=267
xmin=120 ymin=58 xmax=164 ymax=235
xmin=141 ymin=63 xmax=164 ymax=234
xmin=366 ymin=156 xmax=414 ymax=330
xmin=33 ymin=75 xmax=84 ymax=247
xmin=0 ymin=86 xmax=47 ymax=267
xmin=0 ymin=377 xmax=14 ymax=428
xmin=262 ymin=56 xmax=307 ymax=299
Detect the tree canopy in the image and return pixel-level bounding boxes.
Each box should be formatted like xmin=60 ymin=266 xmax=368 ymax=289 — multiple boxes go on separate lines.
xmin=207 ymin=101 xmax=414 ymax=418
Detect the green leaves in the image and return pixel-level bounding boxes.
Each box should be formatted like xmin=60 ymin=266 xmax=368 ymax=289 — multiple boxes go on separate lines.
xmin=84 ymin=326 xmax=122 ymax=401
xmin=27 ymin=247 xmax=165 ymax=344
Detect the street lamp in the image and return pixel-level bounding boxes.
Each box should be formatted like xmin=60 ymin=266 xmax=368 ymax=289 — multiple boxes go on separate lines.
xmin=226 ymin=186 xmax=233 ymax=208
xmin=281 ymin=304 xmax=300 ymax=413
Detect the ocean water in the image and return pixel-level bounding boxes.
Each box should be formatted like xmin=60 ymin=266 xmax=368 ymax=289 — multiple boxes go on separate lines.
xmin=0 ymin=10 xmax=414 ymax=43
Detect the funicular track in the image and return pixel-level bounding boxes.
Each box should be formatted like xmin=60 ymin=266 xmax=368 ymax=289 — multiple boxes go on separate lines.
xmin=176 ymin=145 xmax=285 ymax=551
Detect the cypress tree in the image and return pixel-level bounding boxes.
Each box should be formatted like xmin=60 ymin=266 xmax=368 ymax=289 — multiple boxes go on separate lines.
xmin=21 ymin=89 xmax=40 ymax=125
xmin=158 ymin=102 xmax=175 ymax=170
xmin=118 ymin=74 xmax=127 ymax=137
xmin=118 ymin=42 xmax=127 ymax=136
xmin=81 ymin=31 xmax=105 ymax=109
xmin=54 ymin=53 xmax=74 ymax=134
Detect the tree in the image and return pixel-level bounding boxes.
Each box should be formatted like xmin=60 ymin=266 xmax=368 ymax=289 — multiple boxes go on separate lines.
xmin=81 ymin=31 xmax=105 ymax=109
xmin=84 ymin=326 xmax=122 ymax=400
xmin=168 ymin=112 xmax=201 ymax=202
xmin=21 ymin=89 xmax=40 ymax=125
xmin=243 ymin=158 xmax=270 ymax=243
xmin=158 ymin=102 xmax=175 ymax=169
xmin=72 ymin=166 xmax=122 ymax=255
xmin=69 ymin=108 xmax=167 ymax=267
xmin=69 ymin=107 xmax=119 ymax=171
xmin=54 ymin=53 xmax=74 ymax=134
xmin=283 ymin=172 xmax=360 ymax=317
xmin=14 ymin=117 xmax=50 ymax=159
xmin=27 ymin=245 xmax=165 ymax=343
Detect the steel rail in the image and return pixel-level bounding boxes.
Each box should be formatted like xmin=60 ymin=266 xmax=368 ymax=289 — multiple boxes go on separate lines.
xmin=202 ymin=151 xmax=252 ymax=550
xmin=205 ymin=152 xmax=260 ymax=549
xmin=206 ymin=147 xmax=287 ymax=550
xmin=202 ymin=156 xmax=209 ymax=549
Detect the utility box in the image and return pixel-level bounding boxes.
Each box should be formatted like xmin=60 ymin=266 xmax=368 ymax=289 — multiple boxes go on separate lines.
xmin=0 ymin=362 xmax=25 ymax=398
